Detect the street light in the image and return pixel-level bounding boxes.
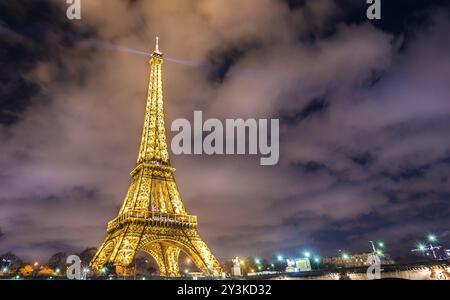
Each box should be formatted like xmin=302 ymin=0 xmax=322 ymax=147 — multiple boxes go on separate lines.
xmin=277 ymin=255 xmax=283 ymax=262
xmin=304 ymin=251 xmax=311 ymax=258
xmin=2 ymin=258 xmax=12 ymax=278
xmin=378 ymin=242 xmax=384 ymax=248
xmin=428 ymin=234 xmax=437 ymax=242
xmin=342 ymin=253 xmax=349 ymax=260
xmin=82 ymin=267 xmax=90 ymax=280
xmin=418 ymin=244 xmax=426 ymax=251
xmin=314 ymin=257 xmax=320 ymax=263
xmin=255 ymin=258 xmax=261 ymax=264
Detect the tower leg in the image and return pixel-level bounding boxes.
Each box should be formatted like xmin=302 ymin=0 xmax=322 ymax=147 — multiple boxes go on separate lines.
xmin=111 ymin=234 xmax=140 ymax=275
xmin=188 ymin=237 xmax=222 ymax=276
xmin=90 ymin=226 xmax=141 ymax=275
xmin=90 ymin=234 xmax=116 ymax=273
xmin=141 ymin=242 xmax=177 ymax=276
xmin=164 ymin=245 xmax=181 ymax=276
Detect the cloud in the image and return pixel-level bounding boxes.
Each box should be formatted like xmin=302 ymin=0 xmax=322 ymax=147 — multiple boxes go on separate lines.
xmin=0 ymin=0 xmax=449 ymax=262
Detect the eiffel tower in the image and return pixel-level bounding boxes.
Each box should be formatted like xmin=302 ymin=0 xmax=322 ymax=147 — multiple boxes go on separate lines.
xmin=90 ymin=38 xmax=222 ymax=277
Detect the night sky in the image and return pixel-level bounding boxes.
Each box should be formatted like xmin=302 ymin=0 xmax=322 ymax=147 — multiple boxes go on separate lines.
xmin=1 ymin=0 xmax=450 ymax=263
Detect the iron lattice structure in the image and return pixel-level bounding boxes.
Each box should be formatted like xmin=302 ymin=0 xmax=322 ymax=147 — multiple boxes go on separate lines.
xmin=90 ymin=39 xmax=222 ymax=277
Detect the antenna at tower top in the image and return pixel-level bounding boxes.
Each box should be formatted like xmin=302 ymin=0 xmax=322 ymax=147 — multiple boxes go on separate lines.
xmin=155 ymin=36 xmax=160 ymax=53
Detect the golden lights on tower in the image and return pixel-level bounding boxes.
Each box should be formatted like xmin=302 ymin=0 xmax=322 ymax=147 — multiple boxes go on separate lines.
xmin=90 ymin=38 xmax=222 ymax=277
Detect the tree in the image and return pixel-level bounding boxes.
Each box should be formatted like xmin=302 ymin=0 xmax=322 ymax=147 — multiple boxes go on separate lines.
xmin=222 ymin=260 xmax=233 ymax=275
xmin=77 ymin=247 xmax=97 ymax=267
xmin=47 ymin=252 xmax=67 ymax=270
xmin=0 ymin=251 xmax=24 ymax=271
xmin=18 ymin=265 xmax=34 ymax=277
xmin=241 ymin=257 xmax=259 ymax=275
xmin=38 ymin=266 xmax=55 ymax=277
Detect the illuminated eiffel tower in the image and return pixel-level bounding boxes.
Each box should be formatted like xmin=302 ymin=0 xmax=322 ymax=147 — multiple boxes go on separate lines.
xmin=90 ymin=38 xmax=222 ymax=277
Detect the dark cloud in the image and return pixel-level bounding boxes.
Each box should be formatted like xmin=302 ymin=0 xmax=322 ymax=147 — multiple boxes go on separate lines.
xmin=281 ymin=97 xmax=329 ymax=125
xmin=0 ymin=0 xmax=449 ymax=262
xmin=207 ymin=40 xmax=263 ymax=84
xmin=0 ymin=0 xmax=94 ymax=125
xmin=351 ymin=152 xmax=375 ymax=167
xmin=293 ymin=160 xmax=331 ymax=174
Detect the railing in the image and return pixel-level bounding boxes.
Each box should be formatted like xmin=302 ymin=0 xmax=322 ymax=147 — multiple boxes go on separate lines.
xmin=107 ymin=210 xmax=197 ymax=232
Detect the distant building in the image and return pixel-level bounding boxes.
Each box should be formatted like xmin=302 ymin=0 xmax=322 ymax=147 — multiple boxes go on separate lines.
xmin=247 ymin=270 xmax=277 ymax=276
xmin=323 ymin=253 xmax=394 ymax=268
xmin=285 ymin=258 xmax=312 ymax=272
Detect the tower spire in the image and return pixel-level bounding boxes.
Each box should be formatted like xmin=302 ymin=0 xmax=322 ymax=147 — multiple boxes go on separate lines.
xmin=154 ymin=36 xmax=161 ymax=54
xmin=136 ymin=38 xmax=168 ymax=165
